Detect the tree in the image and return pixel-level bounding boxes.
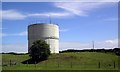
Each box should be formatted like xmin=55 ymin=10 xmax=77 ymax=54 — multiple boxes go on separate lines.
xmin=29 ymin=40 xmax=51 ymax=60
xmin=113 ymin=48 xmax=120 ymax=56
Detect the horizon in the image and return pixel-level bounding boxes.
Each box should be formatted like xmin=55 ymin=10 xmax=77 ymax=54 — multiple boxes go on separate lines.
xmin=1 ymin=48 xmax=119 ymax=53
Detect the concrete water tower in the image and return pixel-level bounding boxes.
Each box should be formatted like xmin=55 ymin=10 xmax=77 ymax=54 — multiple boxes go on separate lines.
xmin=28 ymin=23 xmax=59 ymax=53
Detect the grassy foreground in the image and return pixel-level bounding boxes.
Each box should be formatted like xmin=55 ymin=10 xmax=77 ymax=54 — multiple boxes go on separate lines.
xmin=2 ymin=52 xmax=119 ymax=70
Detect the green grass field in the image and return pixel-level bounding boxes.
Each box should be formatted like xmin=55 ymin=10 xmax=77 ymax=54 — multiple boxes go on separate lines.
xmin=2 ymin=52 xmax=119 ymax=70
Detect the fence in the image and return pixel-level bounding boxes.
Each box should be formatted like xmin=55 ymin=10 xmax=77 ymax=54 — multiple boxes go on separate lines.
xmin=2 ymin=60 xmax=118 ymax=70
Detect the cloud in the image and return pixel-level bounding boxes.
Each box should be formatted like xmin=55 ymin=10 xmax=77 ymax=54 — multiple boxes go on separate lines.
xmin=54 ymin=2 xmax=113 ymax=16
xmin=60 ymin=39 xmax=118 ymax=51
xmin=28 ymin=12 xmax=71 ymax=17
xmin=103 ymin=17 xmax=118 ymax=21
xmin=60 ymin=42 xmax=91 ymax=51
xmin=0 ymin=28 xmax=7 ymax=30
xmin=1 ymin=10 xmax=26 ymax=20
xmin=54 ymin=3 xmax=87 ymax=16
xmin=96 ymin=39 xmax=118 ymax=48
xmin=1 ymin=31 xmax=27 ymax=37
xmin=0 ymin=32 xmax=7 ymax=37
xmin=2 ymin=44 xmax=28 ymax=53
xmin=1 ymin=10 xmax=71 ymax=20
xmin=1 ymin=2 xmax=116 ymax=20
xmin=17 ymin=31 xmax=27 ymax=36
xmin=60 ymin=29 xmax=69 ymax=32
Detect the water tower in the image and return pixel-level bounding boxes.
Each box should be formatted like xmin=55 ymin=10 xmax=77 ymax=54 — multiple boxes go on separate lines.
xmin=28 ymin=23 xmax=59 ymax=53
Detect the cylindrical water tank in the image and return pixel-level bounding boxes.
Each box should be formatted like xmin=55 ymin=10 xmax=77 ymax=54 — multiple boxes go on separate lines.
xmin=28 ymin=23 xmax=59 ymax=53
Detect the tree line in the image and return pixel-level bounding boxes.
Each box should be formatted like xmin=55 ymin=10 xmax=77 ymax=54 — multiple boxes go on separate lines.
xmin=60 ymin=48 xmax=120 ymax=56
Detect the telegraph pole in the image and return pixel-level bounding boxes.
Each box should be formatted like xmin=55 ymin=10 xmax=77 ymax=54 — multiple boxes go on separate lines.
xmin=92 ymin=41 xmax=95 ymax=52
xmin=92 ymin=41 xmax=94 ymax=50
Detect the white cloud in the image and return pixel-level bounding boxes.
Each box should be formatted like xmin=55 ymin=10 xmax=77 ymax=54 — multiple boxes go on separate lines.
xmin=96 ymin=39 xmax=118 ymax=48
xmin=2 ymin=44 xmax=28 ymax=53
xmin=1 ymin=10 xmax=71 ymax=20
xmin=54 ymin=2 xmax=114 ymax=16
xmin=54 ymin=3 xmax=87 ymax=16
xmin=1 ymin=31 xmax=27 ymax=37
xmin=0 ymin=32 xmax=7 ymax=37
xmin=60 ymin=39 xmax=118 ymax=51
xmin=60 ymin=29 xmax=69 ymax=32
xmin=103 ymin=17 xmax=118 ymax=21
xmin=1 ymin=10 xmax=26 ymax=20
xmin=17 ymin=31 xmax=27 ymax=36
xmin=28 ymin=12 xmax=71 ymax=17
xmin=1 ymin=2 xmax=116 ymax=20
xmin=0 ymin=28 xmax=7 ymax=30
xmin=60 ymin=42 xmax=91 ymax=51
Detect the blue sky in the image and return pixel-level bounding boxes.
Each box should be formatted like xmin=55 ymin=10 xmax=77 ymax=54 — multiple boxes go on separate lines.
xmin=1 ymin=2 xmax=118 ymax=53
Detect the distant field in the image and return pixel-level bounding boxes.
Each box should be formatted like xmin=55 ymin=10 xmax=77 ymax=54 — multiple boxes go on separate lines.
xmin=2 ymin=52 xmax=119 ymax=70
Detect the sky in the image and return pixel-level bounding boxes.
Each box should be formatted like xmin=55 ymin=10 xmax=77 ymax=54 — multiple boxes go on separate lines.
xmin=1 ymin=1 xmax=119 ymax=53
